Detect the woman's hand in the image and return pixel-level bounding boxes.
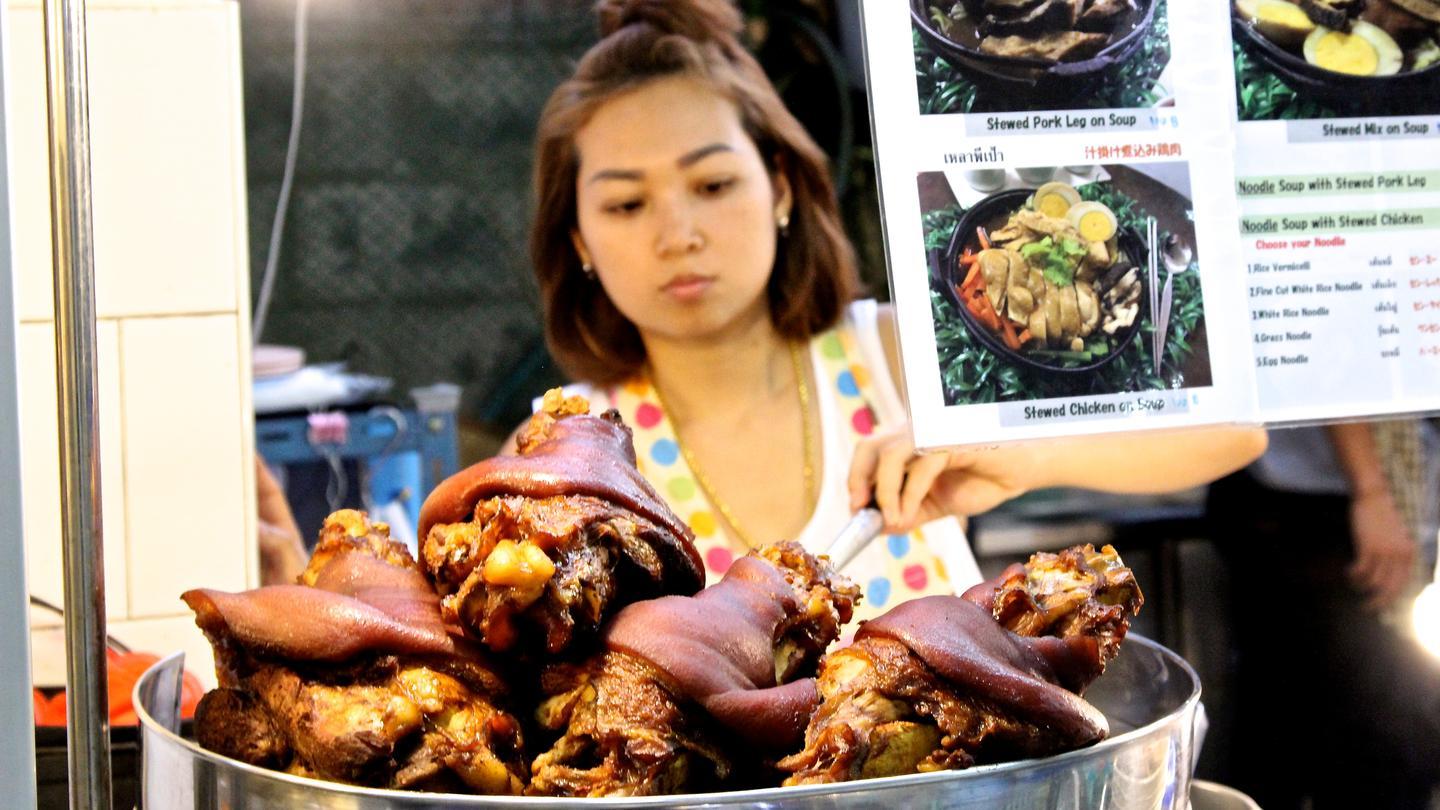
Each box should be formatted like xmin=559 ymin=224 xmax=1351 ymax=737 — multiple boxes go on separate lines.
xmin=847 ymin=425 xmax=1034 ymax=532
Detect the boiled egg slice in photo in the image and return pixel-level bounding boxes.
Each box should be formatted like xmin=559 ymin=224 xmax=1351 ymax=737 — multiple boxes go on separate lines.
xmin=1032 ymin=182 xmax=1082 ymax=219
xmin=1066 ymin=201 xmax=1118 ymax=243
xmin=1303 ymin=21 xmax=1404 ymax=76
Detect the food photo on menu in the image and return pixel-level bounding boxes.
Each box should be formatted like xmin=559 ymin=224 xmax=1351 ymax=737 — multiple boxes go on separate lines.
xmin=918 ymin=163 xmax=1210 ymax=407
xmin=911 ymin=0 xmax=1174 ymax=113
xmin=1231 ymin=0 xmax=1440 ymax=118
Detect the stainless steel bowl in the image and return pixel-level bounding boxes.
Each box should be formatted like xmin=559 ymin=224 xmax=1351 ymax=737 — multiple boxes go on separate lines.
xmin=136 ymin=635 xmax=1200 ymax=809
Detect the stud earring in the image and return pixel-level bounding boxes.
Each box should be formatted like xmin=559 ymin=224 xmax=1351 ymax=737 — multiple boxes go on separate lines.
xmin=581 ymin=261 xmax=595 ymax=279
xmin=777 ymin=213 xmax=790 ymax=238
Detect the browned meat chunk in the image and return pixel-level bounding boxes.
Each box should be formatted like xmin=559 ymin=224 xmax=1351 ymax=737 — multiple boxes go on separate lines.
xmin=1392 ymin=0 xmax=1440 ymax=23
xmin=981 ymin=0 xmax=1082 ymax=36
xmin=1300 ymin=0 xmax=1364 ymax=28
xmin=779 ymin=635 xmax=1042 ymax=783
xmin=194 ymin=688 xmax=290 ymax=769
xmin=980 ymin=30 xmax=1110 ymax=61
xmin=1079 ymin=0 xmax=1133 ymax=30
xmin=1361 ymin=0 xmax=1433 ymax=44
xmin=530 ymin=651 xmax=731 ymax=797
xmin=779 ymin=544 xmax=1143 ymax=785
xmin=419 ymin=391 xmax=702 ymax=654
xmin=972 ymin=543 xmax=1143 ymax=646
xmin=528 ymin=542 xmax=859 ymax=797
xmin=186 ymin=511 xmax=528 ymax=794
xmin=984 ymin=0 xmax=1047 ymax=12
xmin=425 ymin=493 xmax=685 ymax=653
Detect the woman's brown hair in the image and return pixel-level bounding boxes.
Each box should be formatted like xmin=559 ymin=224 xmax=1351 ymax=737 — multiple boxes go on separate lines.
xmin=531 ymin=0 xmax=860 ymax=385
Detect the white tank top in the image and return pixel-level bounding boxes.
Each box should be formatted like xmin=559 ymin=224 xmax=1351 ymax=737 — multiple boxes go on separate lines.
xmin=543 ymin=300 xmax=982 ymax=621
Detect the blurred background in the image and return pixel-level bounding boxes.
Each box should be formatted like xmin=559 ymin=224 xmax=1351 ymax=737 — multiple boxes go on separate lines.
xmin=241 ymin=0 xmax=888 ymax=458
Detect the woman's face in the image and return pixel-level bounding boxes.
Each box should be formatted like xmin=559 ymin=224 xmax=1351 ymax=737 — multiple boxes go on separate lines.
xmin=571 ymin=76 xmax=791 ymax=345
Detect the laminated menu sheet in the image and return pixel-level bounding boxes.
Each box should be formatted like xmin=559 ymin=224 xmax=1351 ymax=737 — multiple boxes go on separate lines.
xmin=1230 ymin=0 xmax=1440 ymax=423
xmin=860 ymin=0 xmax=1440 ymax=449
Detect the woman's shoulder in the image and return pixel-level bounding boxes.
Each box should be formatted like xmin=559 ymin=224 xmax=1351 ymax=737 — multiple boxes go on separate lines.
xmin=819 ymin=299 xmax=906 ymax=419
xmin=835 ymin=299 xmax=895 ymax=342
xmin=834 ymin=299 xmax=901 ymax=375
xmin=837 ymin=298 xmax=883 ymax=329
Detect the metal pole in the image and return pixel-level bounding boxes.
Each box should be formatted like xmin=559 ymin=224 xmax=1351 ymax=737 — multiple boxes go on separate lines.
xmin=41 ymin=0 xmax=111 ymax=806
xmin=0 ymin=3 xmax=40 ymax=801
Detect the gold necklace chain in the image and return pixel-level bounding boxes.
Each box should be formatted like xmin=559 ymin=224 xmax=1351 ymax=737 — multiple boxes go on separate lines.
xmin=651 ymin=342 xmax=815 ymax=549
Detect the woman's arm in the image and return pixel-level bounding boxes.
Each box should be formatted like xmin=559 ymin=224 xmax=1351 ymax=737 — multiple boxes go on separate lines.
xmin=1004 ymin=425 xmax=1270 ymax=496
xmin=851 ymin=424 xmax=1268 ymax=531
xmin=858 ymin=306 xmax=1268 ymax=527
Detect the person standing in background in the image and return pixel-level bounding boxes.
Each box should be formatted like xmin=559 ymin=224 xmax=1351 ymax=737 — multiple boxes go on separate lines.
xmin=256 ymin=456 xmax=308 ymax=585
xmin=1208 ymin=419 xmax=1440 ymax=809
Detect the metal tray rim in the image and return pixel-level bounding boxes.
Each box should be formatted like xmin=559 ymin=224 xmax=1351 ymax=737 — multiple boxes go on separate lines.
xmin=137 ymin=635 xmax=1199 ymax=805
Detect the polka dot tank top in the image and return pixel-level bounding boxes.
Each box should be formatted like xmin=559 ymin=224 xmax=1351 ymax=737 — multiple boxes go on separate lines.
xmin=558 ymin=305 xmax=980 ymax=623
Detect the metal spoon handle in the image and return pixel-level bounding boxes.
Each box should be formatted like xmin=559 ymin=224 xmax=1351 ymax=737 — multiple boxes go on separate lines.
xmin=1147 ymin=217 xmax=1160 ymax=377
xmin=1157 ymin=272 xmax=1174 ymax=376
xmin=824 ymin=507 xmax=885 ymax=572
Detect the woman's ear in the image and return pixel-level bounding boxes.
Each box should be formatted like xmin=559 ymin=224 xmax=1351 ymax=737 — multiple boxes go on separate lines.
xmin=774 ymin=173 xmax=793 ymax=224
xmin=570 ymin=229 xmax=593 ymax=268
xmin=771 ymin=155 xmax=794 ymax=223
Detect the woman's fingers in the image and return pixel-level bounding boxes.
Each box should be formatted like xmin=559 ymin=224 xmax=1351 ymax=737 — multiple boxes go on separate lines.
xmin=848 ymin=425 xmax=966 ymax=530
xmin=848 ymin=436 xmax=883 ymax=511
xmin=848 ymin=426 xmax=912 ymax=511
xmin=898 ymin=452 xmax=951 ymax=529
xmin=873 ymin=439 xmax=912 ymax=528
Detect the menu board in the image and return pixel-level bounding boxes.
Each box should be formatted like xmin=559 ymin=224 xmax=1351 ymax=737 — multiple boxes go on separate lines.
xmin=859 ymin=0 xmax=1440 ymax=448
xmin=1230 ymin=0 xmax=1440 ymax=424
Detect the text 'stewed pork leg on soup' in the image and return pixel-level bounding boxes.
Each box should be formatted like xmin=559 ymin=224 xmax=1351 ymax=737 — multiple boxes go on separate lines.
xmin=778 ymin=544 xmax=1143 ymax=785
xmin=183 ymin=511 xmax=528 ymax=794
xmin=528 ymin=542 xmax=860 ymax=797
xmin=419 ymin=390 xmax=703 ymax=653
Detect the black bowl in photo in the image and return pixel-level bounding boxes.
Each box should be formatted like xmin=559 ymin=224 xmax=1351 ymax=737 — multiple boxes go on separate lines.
xmin=937 ymin=188 xmax=1146 ymax=376
xmin=910 ymin=0 xmax=1159 ymax=91
xmin=1231 ymin=11 xmax=1440 ymax=113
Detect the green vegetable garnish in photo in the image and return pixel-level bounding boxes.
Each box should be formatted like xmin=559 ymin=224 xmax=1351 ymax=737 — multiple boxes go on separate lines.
xmin=1233 ymin=43 xmax=1336 ymax=121
xmin=1019 ymin=237 xmax=1085 ymax=288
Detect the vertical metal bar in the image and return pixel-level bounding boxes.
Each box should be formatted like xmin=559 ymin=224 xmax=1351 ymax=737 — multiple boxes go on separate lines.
xmin=41 ymin=0 xmax=111 ymax=807
xmin=0 ymin=3 xmax=40 ymax=802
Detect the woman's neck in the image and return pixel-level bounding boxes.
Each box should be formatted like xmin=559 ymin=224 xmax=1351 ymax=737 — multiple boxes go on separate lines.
xmin=644 ymin=319 xmax=795 ymax=427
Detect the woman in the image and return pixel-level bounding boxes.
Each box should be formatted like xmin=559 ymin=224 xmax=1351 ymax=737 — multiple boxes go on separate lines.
xmin=526 ymin=0 xmax=1266 ymax=618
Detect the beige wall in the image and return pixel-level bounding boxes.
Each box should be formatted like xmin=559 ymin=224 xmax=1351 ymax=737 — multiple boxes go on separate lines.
xmin=13 ymin=0 xmax=254 ymax=688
